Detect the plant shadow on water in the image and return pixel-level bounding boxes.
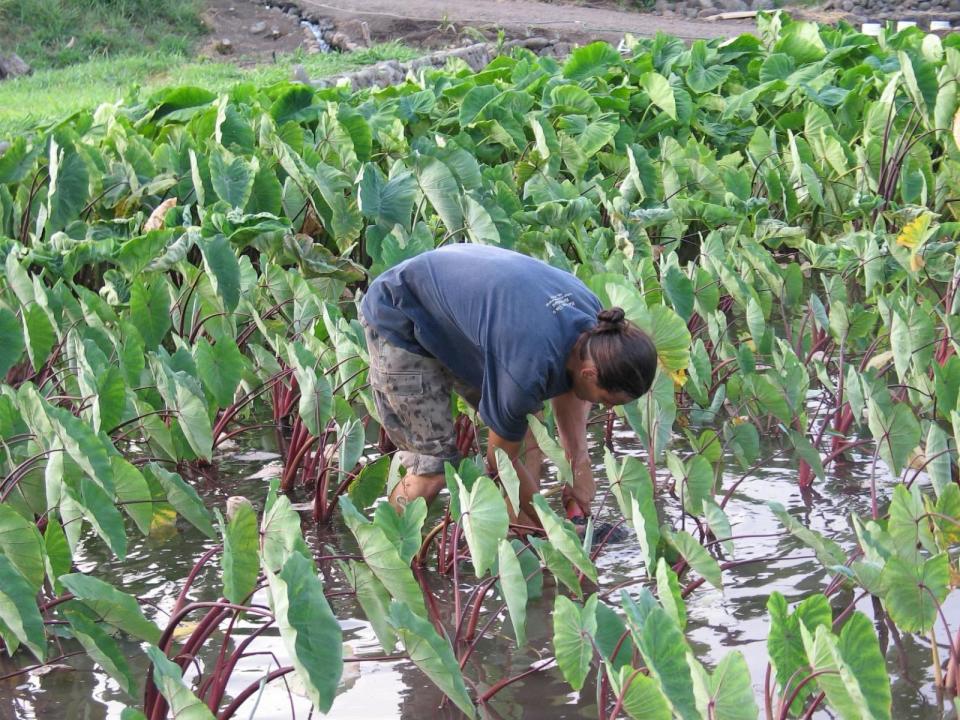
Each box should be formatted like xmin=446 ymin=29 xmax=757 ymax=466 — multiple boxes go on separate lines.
xmin=1 ymin=423 xmax=954 ymax=720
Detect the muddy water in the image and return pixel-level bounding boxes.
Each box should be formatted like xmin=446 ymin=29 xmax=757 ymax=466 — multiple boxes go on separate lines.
xmin=1 ymin=429 xmax=957 ymax=720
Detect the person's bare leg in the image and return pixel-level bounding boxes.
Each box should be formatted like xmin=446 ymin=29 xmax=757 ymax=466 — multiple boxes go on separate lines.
xmin=389 ymin=472 xmax=446 ymax=512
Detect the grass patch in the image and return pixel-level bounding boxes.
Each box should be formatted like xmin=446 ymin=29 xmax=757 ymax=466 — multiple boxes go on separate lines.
xmin=0 ymin=0 xmax=207 ymax=69
xmin=0 ymin=43 xmax=419 ymax=137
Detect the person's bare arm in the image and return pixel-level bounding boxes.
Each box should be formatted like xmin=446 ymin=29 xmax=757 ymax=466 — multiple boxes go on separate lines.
xmin=487 ymin=429 xmax=541 ymax=527
xmin=551 ymin=391 xmax=593 ymax=515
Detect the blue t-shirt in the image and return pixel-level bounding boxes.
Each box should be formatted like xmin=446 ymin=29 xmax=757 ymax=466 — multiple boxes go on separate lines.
xmin=360 ymin=245 xmax=601 ymax=441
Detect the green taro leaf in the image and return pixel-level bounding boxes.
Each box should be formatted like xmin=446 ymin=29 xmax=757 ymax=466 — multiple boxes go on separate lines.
xmin=59 ymin=574 xmax=160 ymax=643
xmin=415 ymin=157 xmax=462 ymax=238
xmin=527 ymin=415 xmax=573 ymax=485
xmin=497 ymin=538 xmax=528 ymax=647
xmin=767 ymin=592 xmax=832 ymax=712
xmin=339 ymin=497 xmax=426 ymax=616
xmin=530 ymin=535 xmax=583 ymax=599
xmin=494 ymin=447 xmax=521 ymax=516
xmin=388 ymin=600 xmax=476 ymax=718
xmin=111 ymin=456 xmax=154 ymax=536
xmin=669 ymin=530 xmax=722 ymax=589
xmin=640 ymin=72 xmax=677 ymax=120
xmin=208 ymin=145 xmax=258 ymax=209
xmin=563 ymin=41 xmax=623 ymax=81
xmin=43 ymin=517 xmax=71 ymax=594
xmin=348 ymin=456 xmax=390 ymax=510
xmin=268 ymin=552 xmax=343 ymax=714
xmin=691 ymin=652 xmax=758 ymax=720
xmin=218 ymin=500 xmax=259 ymax=605
xmin=198 ymin=235 xmax=241 ymax=312
xmin=260 ymin=483 xmax=311 ymax=573
xmin=145 ymin=463 xmax=215 ymax=538
xmin=373 ymin=497 xmax=427 ymax=566
xmin=194 ymin=336 xmax=244 ymax=407
xmin=0 ymin=554 xmax=46 ymax=661
xmin=48 ymin=149 xmax=89 ymax=234
xmin=867 ymin=401 xmax=920 ymax=478
xmin=655 ymin=557 xmax=686 ymax=631
xmin=553 ymin=594 xmax=598 ymax=692
xmin=357 ymin=163 xmax=416 ymax=227
xmin=532 ymin=494 xmax=598 ymax=584
xmin=0 ymin=504 xmax=45 ymax=592
xmin=22 ymin=304 xmax=55 ymax=371
xmin=880 ymin=553 xmax=950 ymax=633
xmin=0 ymin=307 xmax=25 ymax=377
xmin=129 ymin=278 xmax=171 ymax=351
xmin=635 ymin=607 xmax=699 ymax=720
xmin=458 ymin=475 xmax=509 ymax=578
xmin=769 ymin=501 xmax=845 ymax=568
xmin=144 ymin=645 xmax=215 ymax=720
xmin=342 ymin=560 xmax=397 ymax=654
xmin=65 ymin=608 xmax=137 ymax=696
xmin=610 ymin=664 xmax=672 ymax=720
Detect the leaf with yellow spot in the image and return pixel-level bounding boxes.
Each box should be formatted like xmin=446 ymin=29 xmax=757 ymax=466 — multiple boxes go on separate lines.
xmin=896 ymin=214 xmax=930 ymax=249
xmin=669 ymin=367 xmax=687 ymax=386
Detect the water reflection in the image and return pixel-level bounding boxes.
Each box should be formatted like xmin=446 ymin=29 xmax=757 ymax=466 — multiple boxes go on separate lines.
xmin=0 ymin=429 xmax=956 ymax=719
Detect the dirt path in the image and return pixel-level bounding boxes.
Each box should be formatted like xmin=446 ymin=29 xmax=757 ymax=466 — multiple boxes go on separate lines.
xmin=293 ymin=0 xmax=758 ymax=44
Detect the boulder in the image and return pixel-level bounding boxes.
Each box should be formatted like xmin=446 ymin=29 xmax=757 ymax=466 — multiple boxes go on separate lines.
xmin=215 ymin=38 xmax=234 ymax=55
xmin=249 ymin=21 xmax=267 ymax=34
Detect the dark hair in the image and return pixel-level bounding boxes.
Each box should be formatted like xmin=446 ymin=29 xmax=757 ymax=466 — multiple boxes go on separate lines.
xmin=578 ymin=307 xmax=657 ymax=399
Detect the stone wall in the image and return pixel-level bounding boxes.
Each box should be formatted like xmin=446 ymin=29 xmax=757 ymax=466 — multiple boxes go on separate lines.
xmin=650 ymin=0 xmax=959 ymax=20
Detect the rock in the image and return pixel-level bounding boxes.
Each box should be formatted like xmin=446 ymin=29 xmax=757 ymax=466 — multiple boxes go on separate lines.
xmin=215 ymin=38 xmax=233 ymax=54
xmin=754 ymin=0 xmax=774 ymax=9
xmin=719 ymin=0 xmax=748 ymax=10
xmin=919 ymin=1 xmax=931 ymax=9
xmin=292 ymin=64 xmax=311 ymax=84
xmin=950 ymin=0 xmax=960 ymax=10
xmin=0 ymin=141 xmax=9 ymax=156
xmin=0 ymin=53 xmax=32 ymax=79
xmin=270 ymin=27 xmax=282 ymax=39
xmin=250 ymin=21 xmax=267 ymax=34
xmin=841 ymin=0 xmax=854 ymax=11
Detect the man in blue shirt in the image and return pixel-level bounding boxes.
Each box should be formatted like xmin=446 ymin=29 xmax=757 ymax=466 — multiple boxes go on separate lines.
xmin=361 ymin=245 xmax=656 ymax=525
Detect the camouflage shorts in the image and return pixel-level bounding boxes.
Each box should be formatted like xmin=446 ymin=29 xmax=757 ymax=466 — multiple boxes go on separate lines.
xmin=363 ymin=321 xmax=480 ymax=476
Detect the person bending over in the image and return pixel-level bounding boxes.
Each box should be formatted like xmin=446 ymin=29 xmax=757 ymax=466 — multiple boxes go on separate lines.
xmin=360 ymin=244 xmax=657 ymax=526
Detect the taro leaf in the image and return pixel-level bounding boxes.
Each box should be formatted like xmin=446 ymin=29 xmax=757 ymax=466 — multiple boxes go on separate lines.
xmin=0 ymin=308 xmax=25 ymax=377
xmin=208 ymin=145 xmax=257 ymax=209
xmin=508 ymin=537 xmax=543 ymax=600
xmin=532 ymin=494 xmax=598 ymax=584
xmin=527 ymin=415 xmax=573 ymax=485
xmin=388 ymin=600 xmax=476 ymax=718
xmin=0 ymin=554 xmax=46 ymax=661
xmin=462 ymin=194 xmax=500 ymax=245
xmin=726 ymin=419 xmax=760 ymax=469
xmin=459 ymin=85 xmax=499 ymax=126
xmin=662 ymin=263 xmax=694 ymax=321
xmin=260 ymin=483 xmax=311 ymax=574
xmin=337 ymin=417 xmax=366 ymax=480
xmin=888 ymin=484 xmax=937 ymax=562
xmin=635 ymin=607 xmax=699 ymax=720
xmin=111 ymin=456 xmax=154 ymax=536
xmin=640 ymin=72 xmax=677 ymax=121
xmin=145 ymin=463 xmax=215 ymax=538
xmin=48 ymin=150 xmax=89 ymax=234
xmin=766 ymin=592 xmax=832 ymax=712
xmin=198 ymin=235 xmax=241 ymax=312
xmin=685 ymin=41 xmax=733 ymax=94
xmin=655 ymin=557 xmax=686 ymax=631
xmin=932 ymin=485 xmax=960 ymax=549
xmin=43 ymin=517 xmax=71 ymax=594
xmin=129 ymin=278 xmax=171 ymax=352
xmin=348 ymin=456 xmax=390 ymax=510
xmin=0 ymin=136 xmax=41 ymax=184
xmin=339 ymin=497 xmax=426 ymax=616
xmin=357 ymin=163 xmax=416 ymax=227
xmin=60 ymin=574 xmax=160 ymax=644
xmin=866 ymin=401 xmax=920 ymax=478
xmin=925 ymin=424 xmax=952 ymax=498
xmin=787 ymin=430 xmax=825 ymax=483
xmin=144 ymin=646 xmax=215 ymax=720
xmin=93 ymin=367 xmax=125 ymax=435
xmin=769 ymin=501 xmax=845 ymax=568
xmin=703 ymin=498 xmax=734 ymax=558
xmin=690 ymin=651 xmax=758 ymax=720
xmin=159 ymin=366 xmax=213 ymax=461
xmin=194 ymin=336 xmax=244 ymax=407
xmin=121 ymin=709 xmax=147 ymax=720
xmin=774 ymin=21 xmax=826 ymax=64
xmin=45 ymin=404 xmax=114 ymax=496
xmin=218 ymin=501 xmax=259 ymax=605
xmin=801 ymin=613 xmax=891 ymax=720
xmin=288 ymin=355 xmax=333 ymax=439
xmin=267 ymin=552 xmax=343 ymax=714
xmin=65 ymin=476 xmax=127 ymax=560
xmin=880 ymin=553 xmax=949 ymax=633
xmin=341 ymin=559 xmax=397 ymax=654
xmin=494 ymin=447 xmax=521 ymax=516
xmin=64 ymin=608 xmax=137 ymax=696
xmin=0 ymin=503 xmax=45 ymax=591
xmin=271 ymin=85 xmax=314 ymax=124
xmin=564 ymin=41 xmax=623 ymax=81
xmin=606 ymin=452 xmax=658 ymax=570
xmin=668 ymin=530 xmax=722 ymax=589
xmin=529 ymin=535 xmax=583 ymax=599
xmin=22 ymin=304 xmax=54 ymax=371
xmin=373 ymin=498 xmax=427 ymax=566
xmin=609 ymin=664 xmax=671 ymax=720
xmin=594 ymin=601 xmax=634 ymax=672
xmin=414 ymin=157 xmax=462 ymax=238
xmin=553 ymin=594 xmax=598 ymax=692
xmin=458 ymin=475 xmax=509 ymax=578
xmin=496 ymin=537 xmax=528 ymax=647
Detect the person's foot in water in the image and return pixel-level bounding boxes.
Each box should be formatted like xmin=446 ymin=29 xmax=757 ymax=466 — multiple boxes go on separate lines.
xmin=566 ymin=500 xmax=628 ymax=544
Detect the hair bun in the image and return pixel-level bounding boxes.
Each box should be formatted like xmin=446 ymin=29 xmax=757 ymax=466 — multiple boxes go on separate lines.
xmin=596 ymin=307 xmax=626 ymax=331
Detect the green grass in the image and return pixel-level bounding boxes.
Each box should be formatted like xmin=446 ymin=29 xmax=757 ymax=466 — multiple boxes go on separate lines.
xmin=0 ymin=43 xmax=419 ymax=137
xmin=0 ymin=0 xmax=206 ymax=69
